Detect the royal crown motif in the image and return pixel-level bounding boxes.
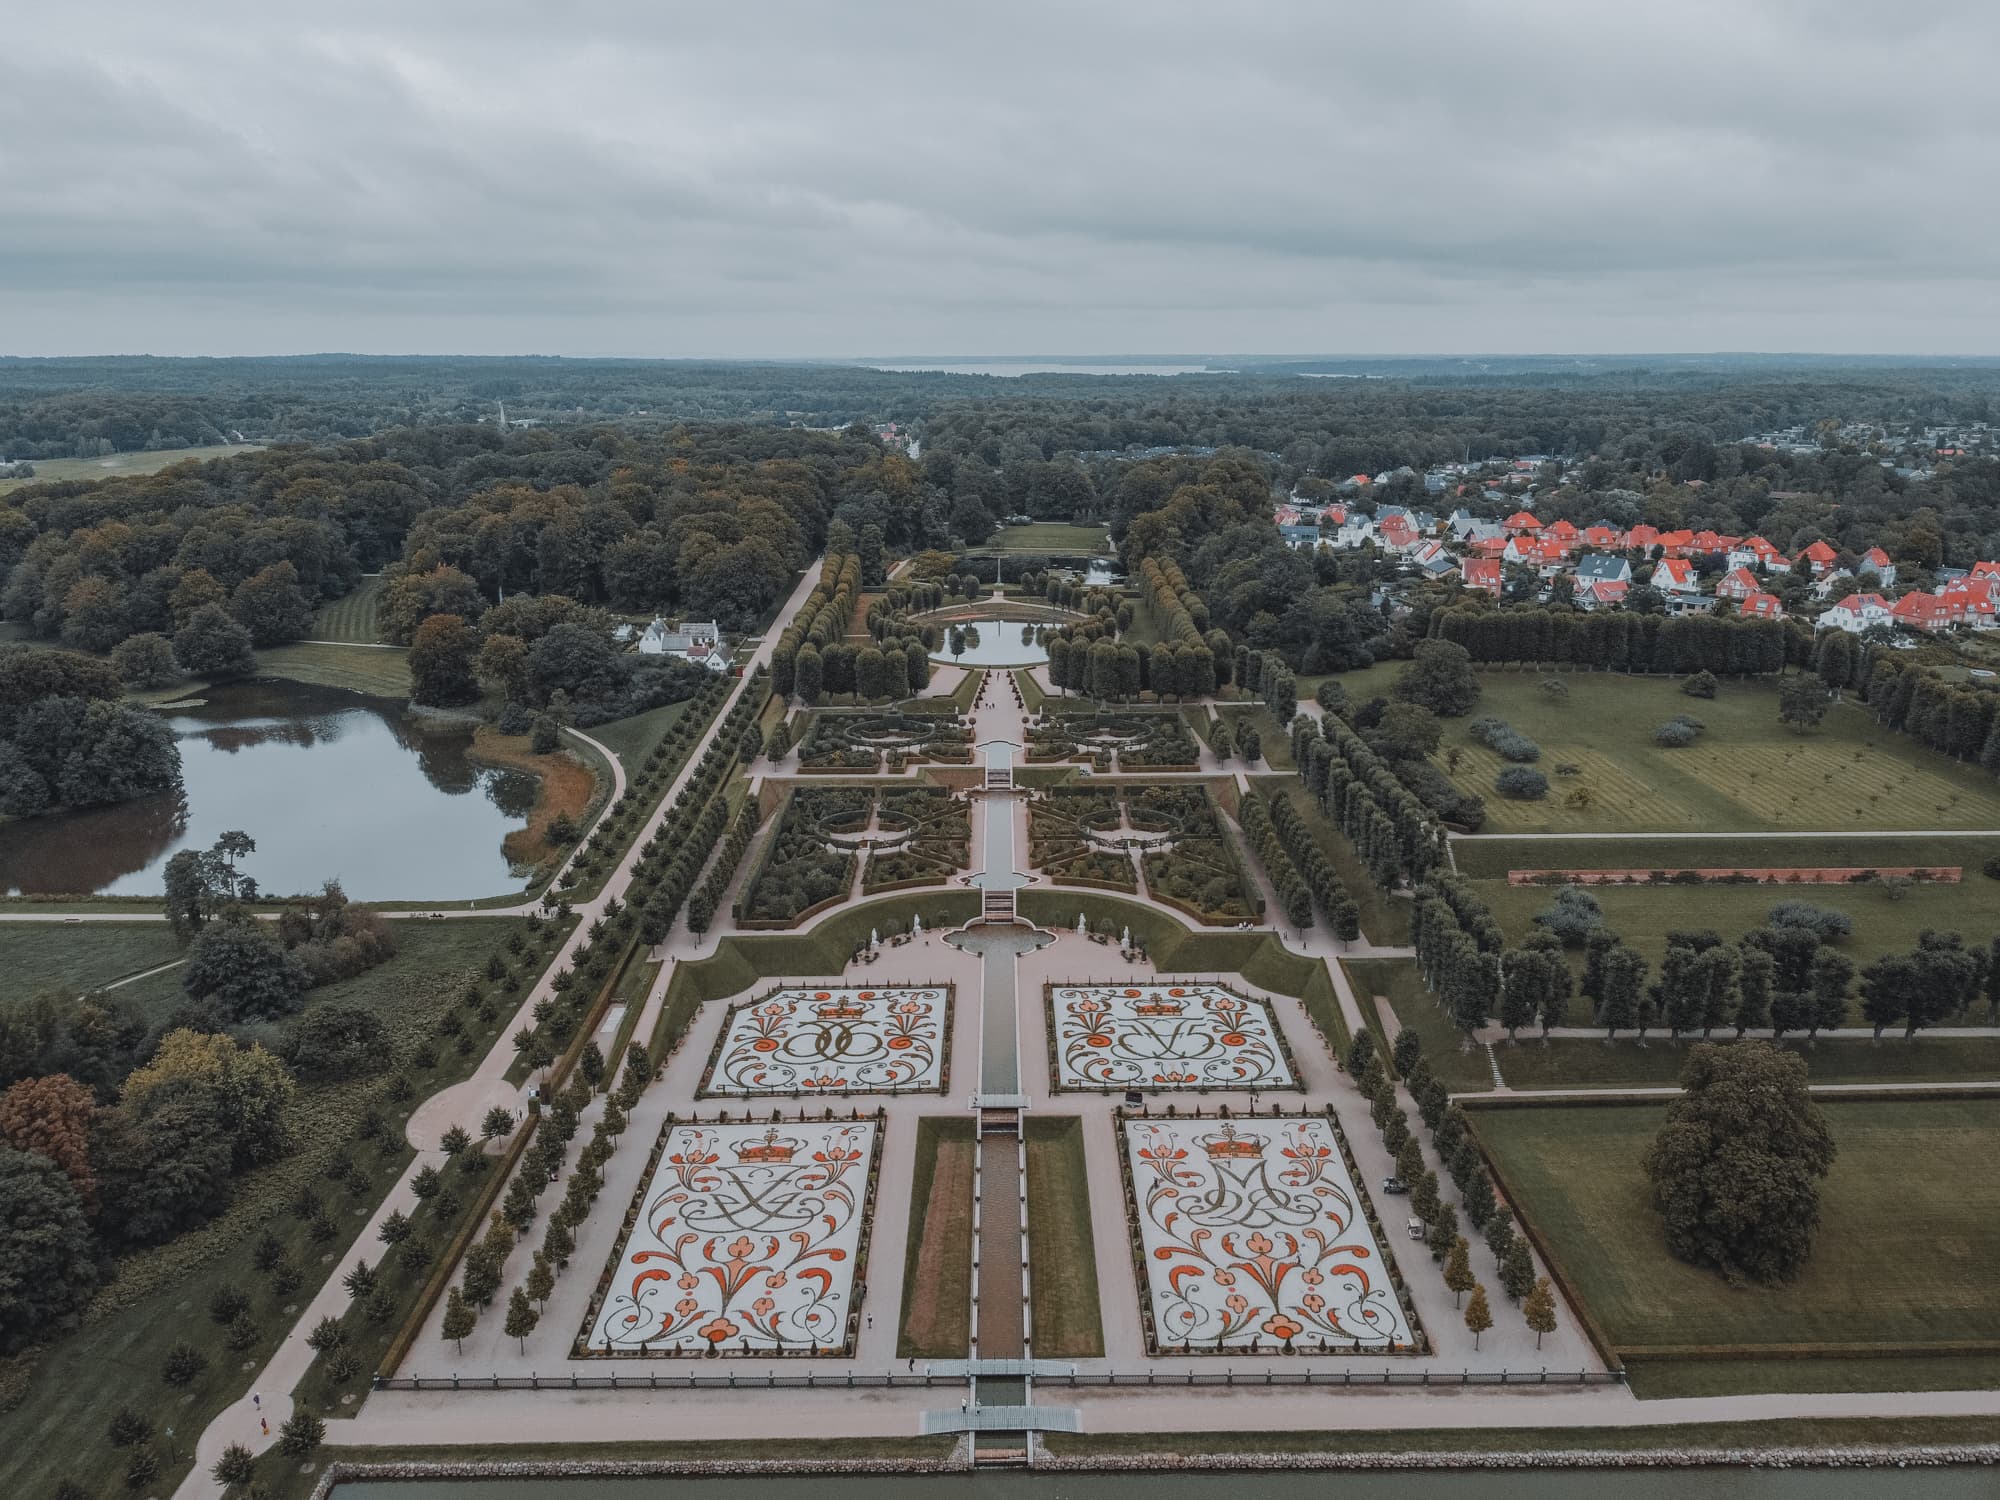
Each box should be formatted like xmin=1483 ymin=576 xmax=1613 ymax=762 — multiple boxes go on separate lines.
xmin=814 ymin=998 xmax=868 ymax=1019
xmin=732 ymin=1127 xmax=798 ymax=1164
xmin=1132 ymin=995 xmax=1186 ymax=1016
xmin=1197 ymin=1122 xmax=1265 ymax=1161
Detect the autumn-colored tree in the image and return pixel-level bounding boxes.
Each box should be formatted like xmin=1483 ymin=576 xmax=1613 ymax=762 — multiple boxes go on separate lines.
xmin=1464 ymin=1284 xmax=1493 ymax=1350
xmin=120 ymin=1030 xmax=295 ymax=1168
xmin=0 ymin=1073 xmax=97 ymax=1210
xmin=1523 ymin=1276 xmax=1558 ymax=1349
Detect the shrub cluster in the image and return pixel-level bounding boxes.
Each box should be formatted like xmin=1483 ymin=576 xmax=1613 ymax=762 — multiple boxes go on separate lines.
xmin=1468 ymin=717 xmax=1540 ymax=763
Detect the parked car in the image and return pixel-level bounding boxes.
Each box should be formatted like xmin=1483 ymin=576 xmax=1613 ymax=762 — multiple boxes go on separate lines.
xmin=1381 ymin=1175 xmax=1408 ymax=1195
xmin=1406 ymin=1216 xmax=1425 ymax=1240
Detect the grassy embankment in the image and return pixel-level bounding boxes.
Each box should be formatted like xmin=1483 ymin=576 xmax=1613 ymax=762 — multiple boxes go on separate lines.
xmin=256 ymin=578 xmax=410 ymax=696
xmin=1330 ymin=661 xmax=2000 ymax=834
xmin=977 ymin=522 xmax=1112 ymax=553
xmin=0 ymin=918 xmax=541 ymax=1500
xmin=897 ymin=1118 xmax=975 ymax=1358
xmin=1472 ymin=1097 xmax=2000 ymax=1397
xmin=1024 ymin=1116 xmax=1105 ymax=1357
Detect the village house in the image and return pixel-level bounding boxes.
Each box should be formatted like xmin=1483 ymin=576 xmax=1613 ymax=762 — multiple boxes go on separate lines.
xmin=1408 ymin=539 xmax=1457 ymax=579
xmin=1890 ymin=591 xmax=1955 ymax=634
xmin=1799 ymin=539 xmax=1839 ymax=574
xmin=1580 ymin=522 xmax=1625 ymax=550
xmin=1460 ymin=557 xmax=1503 ymax=595
xmin=1738 ymin=590 xmax=1785 ymax=620
xmin=1502 ymin=510 xmax=1542 ymax=535
xmin=1821 ymin=592 xmax=1892 ymax=634
xmin=1943 ymin=578 xmax=1998 ymax=630
xmin=638 ymin=618 xmax=729 ymax=669
xmin=1715 ymin=565 xmax=1763 ymax=602
xmin=1573 ymin=554 xmax=1632 ymax=590
xmin=1278 ymin=523 xmax=1322 ymax=551
xmin=1860 ymin=547 xmax=1898 ymax=587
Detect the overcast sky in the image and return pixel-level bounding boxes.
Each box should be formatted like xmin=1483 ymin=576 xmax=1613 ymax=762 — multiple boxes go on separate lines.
xmin=5 ymin=0 xmax=1996 ymax=358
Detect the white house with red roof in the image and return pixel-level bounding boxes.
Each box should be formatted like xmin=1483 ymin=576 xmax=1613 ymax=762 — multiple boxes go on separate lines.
xmin=1968 ymin=560 xmax=2000 ymax=583
xmin=1542 ymin=518 xmax=1580 ymax=550
xmin=1799 ymin=539 xmax=1839 ymax=574
xmin=1653 ymin=557 xmax=1700 ymax=597
xmin=1461 ymin=558 xmax=1502 ymax=595
xmin=1821 ymin=593 xmax=1891 ymax=634
xmin=1738 ymin=591 xmax=1784 ymax=620
xmin=1689 ymin=530 xmax=1737 ymax=558
xmin=1377 ymin=513 xmax=1421 ymax=554
xmin=1502 ymin=511 xmax=1542 ymax=535
xmin=1854 ymin=547 xmax=1895 ymax=587
xmin=1581 ymin=523 xmax=1625 ymax=550
xmin=1576 ymin=578 xmax=1629 ymax=612
xmin=1715 ymin=566 xmax=1762 ymax=602
xmin=1891 ymin=591 xmax=1955 ymax=633
xmin=1625 ymin=524 xmax=1662 ymax=553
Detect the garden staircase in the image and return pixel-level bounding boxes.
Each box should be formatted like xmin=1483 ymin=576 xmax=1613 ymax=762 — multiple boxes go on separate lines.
xmin=982 ymin=888 xmax=1017 ymax=922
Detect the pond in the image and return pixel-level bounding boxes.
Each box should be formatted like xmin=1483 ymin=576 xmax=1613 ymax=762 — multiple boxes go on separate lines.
xmin=0 ymin=679 xmax=542 ymax=901
xmin=931 ymin=621 xmax=1051 ymax=669
xmin=331 ymin=1467 xmax=1998 ymax=1500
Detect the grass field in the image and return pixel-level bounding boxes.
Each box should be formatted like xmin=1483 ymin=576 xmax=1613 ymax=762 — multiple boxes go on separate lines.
xmin=581 ymin=700 xmax=690 ymax=779
xmin=253 ymin=641 xmax=412 ymax=697
xmin=897 ymin=1118 xmax=974 ymax=1358
xmin=0 ymin=444 xmax=258 ymax=496
xmin=1333 ymin=663 xmax=2000 ymax=833
xmin=1473 ymin=1098 xmax=2000 ymax=1392
xmin=0 ymin=917 xmax=534 ymax=1500
xmin=1474 ymin=867 xmax=2000 ymax=975
xmin=312 ymin=576 xmax=384 ymax=643
xmin=0 ymin=921 xmax=183 ymax=995
xmin=1024 ymin=1116 xmax=1105 ymax=1357
xmin=976 ymin=522 xmax=1112 ymax=553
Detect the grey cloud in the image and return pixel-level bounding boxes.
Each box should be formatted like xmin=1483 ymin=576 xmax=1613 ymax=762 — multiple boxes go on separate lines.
xmin=2 ymin=0 xmax=1998 ymax=355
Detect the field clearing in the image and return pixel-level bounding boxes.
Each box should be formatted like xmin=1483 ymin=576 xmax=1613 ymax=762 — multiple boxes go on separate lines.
xmin=254 ymin=641 xmax=411 ymax=697
xmin=0 ymin=444 xmax=258 ymax=495
xmin=0 ymin=922 xmax=183 ymax=996
xmin=313 ymin=576 xmax=384 ymax=643
xmin=1451 ymin=833 xmax=2000 ymax=879
xmin=979 ymin=522 xmax=1112 ymax=553
xmin=1473 ymin=1099 xmax=2000 ymax=1387
xmin=582 ymin=700 xmax=689 ymax=778
xmin=897 ymin=1118 xmax=974 ymax=1358
xmin=1331 ymin=663 xmax=2000 ymax=833
xmin=1025 ymin=1115 xmax=1105 ymax=1357
xmin=1475 ymin=871 xmax=2000 ymax=975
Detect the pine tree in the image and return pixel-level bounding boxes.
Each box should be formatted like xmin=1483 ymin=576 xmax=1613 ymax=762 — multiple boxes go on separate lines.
xmin=525 ymin=1250 xmax=555 ymax=1307
xmin=1463 ymin=1284 xmax=1493 ymax=1350
xmin=1443 ymin=1236 xmax=1475 ymax=1307
xmin=1523 ymin=1276 xmax=1558 ymax=1349
xmin=441 ymin=1286 xmax=475 ymax=1354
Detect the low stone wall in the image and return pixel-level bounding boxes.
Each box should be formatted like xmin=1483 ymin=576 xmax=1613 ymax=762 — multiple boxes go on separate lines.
xmin=1035 ymin=1443 xmax=2000 ymax=1472
xmin=1507 ymin=866 xmax=1960 ymax=887
xmin=309 ymin=1444 xmax=972 ymax=1498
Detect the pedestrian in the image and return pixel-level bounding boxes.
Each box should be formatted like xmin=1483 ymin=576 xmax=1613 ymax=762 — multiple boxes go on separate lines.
xmin=866 ymin=1313 xmax=873 ymax=1330
xmin=252 ymin=1392 xmax=260 ymax=1408
xmin=260 ymin=1418 xmax=269 ymax=1437
xmin=908 ymin=1356 xmax=915 ymax=1371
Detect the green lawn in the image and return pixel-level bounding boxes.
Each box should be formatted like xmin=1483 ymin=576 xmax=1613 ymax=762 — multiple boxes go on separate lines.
xmin=0 ymin=917 xmax=539 ymax=1500
xmin=1220 ymin=705 xmax=1294 ymax=769
xmin=1024 ymin=1116 xmax=1104 ymax=1357
xmin=312 ymin=577 xmax=384 ymax=643
xmin=977 ymin=522 xmax=1111 ymax=553
xmin=897 ymin=1118 xmax=974 ymax=1358
xmin=1473 ymin=1098 xmax=2000 ymax=1391
xmin=0 ymin=445 xmax=259 ymax=496
xmin=1332 ymin=663 xmax=2000 ymax=833
xmin=1452 ymin=833 xmax=2000 ymax=880
xmin=582 ymin=700 xmax=690 ymax=780
xmin=253 ymin=641 xmax=411 ymax=698
xmin=1473 ymin=868 xmax=2000 ymax=977
xmin=0 ymin=922 xmax=183 ymax=996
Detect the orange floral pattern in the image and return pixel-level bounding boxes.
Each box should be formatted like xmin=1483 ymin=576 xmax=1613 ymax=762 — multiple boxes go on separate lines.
xmin=586 ymin=1121 xmax=878 ymax=1353
xmin=1122 ymin=1117 xmax=1410 ymax=1351
xmin=702 ymin=987 xmax=946 ymax=1096
xmin=1053 ymin=983 xmax=1294 ymax=1091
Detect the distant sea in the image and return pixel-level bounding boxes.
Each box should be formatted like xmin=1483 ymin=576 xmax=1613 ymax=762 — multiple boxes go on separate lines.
xmin=864 ymin=362 xmax=1223 ymax=377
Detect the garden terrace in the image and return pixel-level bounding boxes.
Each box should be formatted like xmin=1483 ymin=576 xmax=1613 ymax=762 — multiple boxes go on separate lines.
xmin=795 ymin=709 xmax=974 ymax=772
xmin=1028 ymin=785 xmax=1144 ymax=891
xmin=858 ymin=788 xmax=972 ymax=893
xmin=1024 ymin=708 xmax=1200 ymax=771
xmin=1133 ymin=784 xmax=1264 ymax=925
xmin=735 ymin=786 xmax=868 ymax=926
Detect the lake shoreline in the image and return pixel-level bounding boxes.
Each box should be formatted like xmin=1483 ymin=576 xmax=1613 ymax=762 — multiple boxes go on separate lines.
xmin=463 ymin=726 xmax=606 ymax=873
